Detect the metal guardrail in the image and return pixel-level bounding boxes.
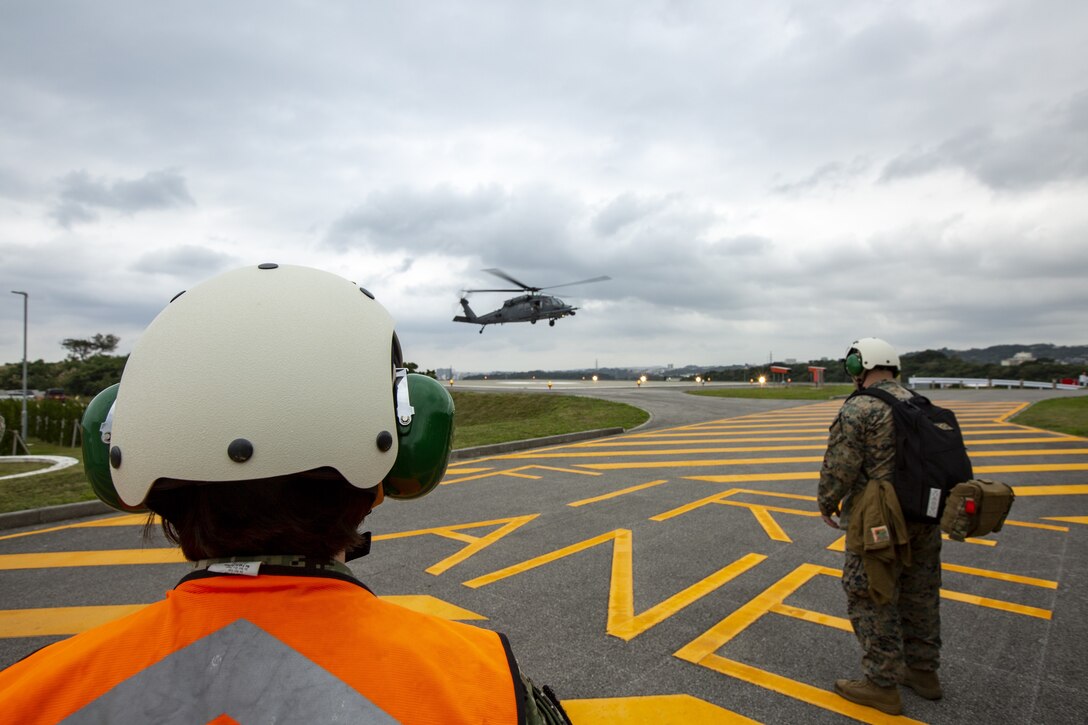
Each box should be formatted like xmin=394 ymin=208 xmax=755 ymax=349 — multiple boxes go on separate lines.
xmin=909 ymin=376 xmax=1083 ymax=391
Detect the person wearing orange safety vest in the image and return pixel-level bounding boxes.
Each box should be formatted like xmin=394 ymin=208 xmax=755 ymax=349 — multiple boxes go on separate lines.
xmin=0 ymin=264 xmax=570 ymax=724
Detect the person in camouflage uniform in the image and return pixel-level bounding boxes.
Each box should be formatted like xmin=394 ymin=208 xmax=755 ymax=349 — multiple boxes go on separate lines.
xmin=817 ymin=337 xmax=943 ymax=716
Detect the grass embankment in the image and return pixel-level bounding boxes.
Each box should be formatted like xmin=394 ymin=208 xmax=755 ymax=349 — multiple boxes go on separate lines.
xmin=0 ymin=441 xmax=95 ymax=513
xmin=687 ymin=384 xmax=855 ymax=400
xmin=450 ymin=390 xmax=648 ymax=449
xmin=1010 ymin=396 xmax=1088 ymax=437
xmin=0 ymin=392 xmax=649 ymax=513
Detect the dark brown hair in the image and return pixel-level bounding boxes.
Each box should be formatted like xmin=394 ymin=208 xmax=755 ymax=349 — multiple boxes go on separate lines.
xmin=144 ymin=470 xmax=375 ymax=561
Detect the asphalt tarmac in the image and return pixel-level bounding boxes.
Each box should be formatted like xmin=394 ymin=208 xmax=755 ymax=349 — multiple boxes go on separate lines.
xmin=2 ymin=382 xmax=1086 ymax=724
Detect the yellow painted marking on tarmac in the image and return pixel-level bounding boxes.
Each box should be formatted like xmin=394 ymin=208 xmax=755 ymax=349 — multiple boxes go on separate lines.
xmin=1012 ymin=484 xmax=1088 ymax=496
xmin=607 ymin=538 xmax=766 ymax=641
xmin=442 ymin=464 xmax=600 ymax=485
xmin=653 ymin=488 xmax=817 ymax=524
xmin=0 ymin=548 xmax=187 ymax=570
xmin=674 ymin=563 xmax=832 ymax=661
xmin=509 ymin=445 xmax=829 ymax=458
xmin=681 ymin=419 xmax=832 ymax=427
xmin=685 ymin=655 xmax=924 ymax=724
xmin=770 ymin=603 xmax=852 ymax=632
xmin=966 ymin=436 xmax=1084 ymax=445
xmin=746 ymin=506 xmax=790 ymax=542
xmin=652 ymin=488 xmax=742 ymax=522
xmin=939 ymin=589 xmax=1051 ymax=619
xmin=442 ymin=466 xmax=493 ymax=474
xmin=71 ymin=514 xmax=150 ymax=527
xmin=567 ymin=479 xmax=668 ymax=507
xmin=942 ymin=563 xmax=1057 ymax=589
xmin=975 ymin=464 xmax=1088 ymax=475
xmin=720 ymin=501 xmax=821 ymax=517
xmin=996 ymin=402 xmax=1030 ymax=422
xmin=827 ymin=535 xmax=845 ymax=552
xmin=0 ymin=514 xmax=157 ymax=541
xmin=463 ymin=528 xmax=766 ymax=641
xmin=970 ymin=449 xmax=1088 ymax=458
xmin=562 ymin=694 xmax=762 ymax=724
xmin=713 ymin=501 xmax=821 ymax=544
xmin=1044 ymin=516 xmax=1088 ymax=525
xmin=374 ymin=515 xmax=538 ymax=576
xmin=574 ymin=436 xmax=828 ymax=446
xmin=962 ymin=423 xmax=1030 ymax=429
xmin=943 ymin=534 xmax=997 ymax=546
xmin=1002 ymin=520 xmax=1069 ymax=532
xmin=672 ymin=561 xmax=1051 ymax=719
xmin=0 ymin=594 xmax=485 ymax=639
xmin=579 ymin=455 xmax=823 ymax=471
xmin=628 ymin=430 xmax=824 ymax=439
xmin=672 ymin=563 xmax=925 ymax=724
xmin=380 ymin=595 xmax=487 ymax=621
xmin=0 ymin=604 xmax=149 ymax=637
xmin=686 ymin=472 xmax=820 ymax=484
xmin=578 ymin=435 xmax=822 ymax=446
xmin=463 ymin=529 xmax=624 ymax=589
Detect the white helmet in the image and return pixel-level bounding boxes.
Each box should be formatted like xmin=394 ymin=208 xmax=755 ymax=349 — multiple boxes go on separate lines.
xmin=845 ymin=337 xmax=900 ymax=377
xmin=107 ymin=264 xmax=400 ymax=508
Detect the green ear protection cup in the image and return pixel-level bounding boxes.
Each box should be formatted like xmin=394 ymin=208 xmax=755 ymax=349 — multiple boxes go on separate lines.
xmin=81 ymin=384 xmax=146 ymax=513
xmin=844 ymin=352 xmax=864 ymax=377
xmin=382 ymin=373 xmax=455 ymax=499
xmin=83 ymin=371 xmax=453 ymax=508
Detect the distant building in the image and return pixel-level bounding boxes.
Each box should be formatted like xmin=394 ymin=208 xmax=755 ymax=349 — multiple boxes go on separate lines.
xmin=1001 ymin=351 xmax=1036 ymax=366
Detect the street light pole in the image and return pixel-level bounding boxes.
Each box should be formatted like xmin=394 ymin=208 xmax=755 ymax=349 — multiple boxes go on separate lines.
xmin=11 ymin=290 xmax=28 ymax=442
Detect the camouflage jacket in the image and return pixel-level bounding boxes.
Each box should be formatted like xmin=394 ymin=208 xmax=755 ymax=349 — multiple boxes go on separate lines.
xmin=817 ymin=379 xmax=914 ymax=526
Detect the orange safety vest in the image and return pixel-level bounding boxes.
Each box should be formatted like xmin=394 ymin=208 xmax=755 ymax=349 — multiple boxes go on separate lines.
xmin=0 ymin=566 xmax=524 ymax=724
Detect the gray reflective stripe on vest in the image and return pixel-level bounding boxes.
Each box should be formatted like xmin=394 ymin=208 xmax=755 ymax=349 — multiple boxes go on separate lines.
xmin=63 ymin=619 xmax=400 ymax=724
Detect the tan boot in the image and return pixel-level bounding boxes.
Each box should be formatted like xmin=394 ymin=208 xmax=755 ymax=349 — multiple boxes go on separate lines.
xmin=834 ymin=678 xmax=903 ymax=715
xmin=903 ymin=667 xmax=943 ymax=700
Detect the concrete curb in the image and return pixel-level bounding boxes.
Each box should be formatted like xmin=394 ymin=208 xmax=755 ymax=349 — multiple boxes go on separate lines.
xmin=448 ymin=427 xmax=624 ymax=461
xmin=0 ymin=426 xmax=627 ymax=531
xmin=0 ymin=500 xmax=115 ymax=531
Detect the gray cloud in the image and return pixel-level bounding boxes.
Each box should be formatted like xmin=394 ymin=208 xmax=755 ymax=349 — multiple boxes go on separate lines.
xmin=326 ymin=185 xmax=506 ymax=251
xmin=2 ymin=2 xmax=1087 ymax=372
xmin=131 ymin=245 xmax=238 ymax=278
xmin=51 ymin=169 xmax=195 ymax=227
xmin=881 ymin=91 xmax=1088 ymax=190
xmin=771 ymin=157 xmax=871 ymax=195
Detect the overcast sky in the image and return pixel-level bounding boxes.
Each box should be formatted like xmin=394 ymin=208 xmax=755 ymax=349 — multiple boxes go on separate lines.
xmin=2 ymin=1 xmax=1086 ymax=374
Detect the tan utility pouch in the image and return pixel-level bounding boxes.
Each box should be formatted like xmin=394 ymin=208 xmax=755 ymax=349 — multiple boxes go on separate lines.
xmin=940 ymin=479 xmax=1015 ymax=541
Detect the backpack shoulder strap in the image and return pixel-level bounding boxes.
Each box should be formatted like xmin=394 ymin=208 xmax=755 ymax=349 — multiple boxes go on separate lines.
xmin=849 ymin=386 xmax=901 ymax=407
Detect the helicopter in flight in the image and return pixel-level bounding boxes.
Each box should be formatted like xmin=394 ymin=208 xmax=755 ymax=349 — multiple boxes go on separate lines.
xmin=453 ymin=268 xmax=611 ymax=333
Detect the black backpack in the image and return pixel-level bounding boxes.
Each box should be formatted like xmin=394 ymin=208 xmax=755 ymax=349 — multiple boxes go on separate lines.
xmin=849 ymin=386 xmax=974 ymax=523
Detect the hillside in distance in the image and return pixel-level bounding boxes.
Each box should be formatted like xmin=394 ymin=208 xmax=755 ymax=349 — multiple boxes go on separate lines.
xmin=938 ymin=344 xmax=1088 ymax=365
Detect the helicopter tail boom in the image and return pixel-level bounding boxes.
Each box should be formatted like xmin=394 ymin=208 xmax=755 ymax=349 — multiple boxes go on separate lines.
xmin=452 ymin=297 xmax=478 ymax=323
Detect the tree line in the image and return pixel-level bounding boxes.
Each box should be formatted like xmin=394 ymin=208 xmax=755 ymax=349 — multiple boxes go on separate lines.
xmin=697 ymin=350 xmax=1087 ymax=385
xmin=4 ymin=336 xmax=1086 ymax=400
xmin=1 ymin=334 xmax=128 ymax=399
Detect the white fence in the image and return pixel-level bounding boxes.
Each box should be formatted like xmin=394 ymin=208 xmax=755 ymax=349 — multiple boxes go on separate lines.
xmin=909 ymin=376 xmax=1083 ymax=391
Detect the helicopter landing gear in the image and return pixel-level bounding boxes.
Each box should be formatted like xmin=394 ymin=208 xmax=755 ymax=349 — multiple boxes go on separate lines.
xmin=549 ymin=319 xmax=556 ymax=327
xmin=479 ymin=327 xmax=485 ymax=334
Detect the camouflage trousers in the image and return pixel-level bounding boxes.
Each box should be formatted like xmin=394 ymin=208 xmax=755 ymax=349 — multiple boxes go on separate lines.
xmin=842 ymin=522 xmax=942 ymax=687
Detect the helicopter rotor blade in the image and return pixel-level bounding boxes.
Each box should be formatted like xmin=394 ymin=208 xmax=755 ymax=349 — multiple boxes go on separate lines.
xmin=482 ymin=268 xmax=539 ymax=292
xmin=463 ymin=288 xmax=524 ymax=293
xmin=540 ymin=275 xmax=612 ymax=291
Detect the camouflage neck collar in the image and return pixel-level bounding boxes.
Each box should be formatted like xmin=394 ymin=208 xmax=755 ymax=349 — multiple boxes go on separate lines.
xmin=196 ymin=554 xmax=353 ymax=577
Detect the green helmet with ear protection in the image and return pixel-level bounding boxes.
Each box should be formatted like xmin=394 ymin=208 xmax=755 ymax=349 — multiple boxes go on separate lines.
xmin=82 ymin=263 xmax=455 ymax=512
xmin=844 ymin=337 xmax=900 ymax=378
xmin=81 ymin=383 xmax=145 ymax=512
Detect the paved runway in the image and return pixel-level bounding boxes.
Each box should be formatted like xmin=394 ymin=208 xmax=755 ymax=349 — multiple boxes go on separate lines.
xmin=2 ymin=384 xmax=1086 ymax=723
